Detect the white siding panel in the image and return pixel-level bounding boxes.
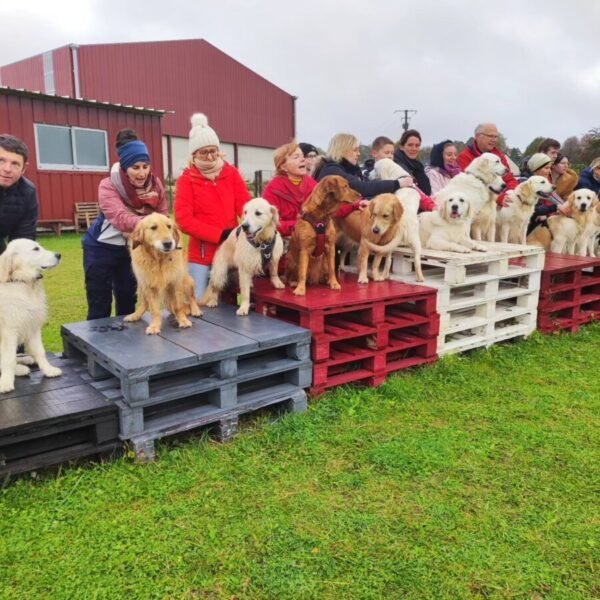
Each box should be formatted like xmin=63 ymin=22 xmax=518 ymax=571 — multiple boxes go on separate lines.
xmin=237 ymin=146 xmax=275 ymax=181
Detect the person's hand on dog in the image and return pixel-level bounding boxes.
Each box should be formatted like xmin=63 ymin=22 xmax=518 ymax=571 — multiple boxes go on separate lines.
xmin=356 ymin=199 xmax=369 ymax=211
xmin=557 ymin=203 xmax=572 ymax=216
xmin=398 ymin=176 xmax=414 ymax=189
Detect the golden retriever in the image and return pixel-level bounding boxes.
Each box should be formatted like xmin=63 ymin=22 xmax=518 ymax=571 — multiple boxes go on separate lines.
xmin=419 ymin=190 xmax=487 ymax=253
xmin=0 ymin=239 xmax=62 ymax=393
xmin=286 ymin=175 xmax=360 ymax=295
xmin=200 ymin=197 xmax=284 ymax=316
xmin=496 ymin=176 xmax=555 ymax=244
xmin=125 ymin=213 xmax=201 ymax=335
xmin=335 ymin=193 xmax=403 ymax=283
xmin=369 ymin=158 xmax=424 ymax=281
xmin=527 ymin=189 xmax=597 ymax=255
xmin=440 ymin=153 xmax=507 ymax=242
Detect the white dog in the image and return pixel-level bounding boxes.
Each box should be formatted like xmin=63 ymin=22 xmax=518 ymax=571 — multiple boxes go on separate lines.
xmin=496 ymin=176 xmax=555 ymax=244
xmin=439 ymin=153 xmax=507 ymax=242
xmin=0 ymin=239 xmax=62 ymax=393
xmin=200 ymin=197 xmax=284 ymax=316
xmin=419 ymin=190 xmax=488 ymax=253
xmin=370 ymin=158 xmax=424 ymax=281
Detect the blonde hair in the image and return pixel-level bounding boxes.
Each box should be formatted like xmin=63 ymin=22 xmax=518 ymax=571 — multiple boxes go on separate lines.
xmin=273 ymin=141 xmax=300 ymax=176
xmin=590 ymin=157 xmax=600 ymax=170
xmin=326 ymin=133 xmax=359 ymax=162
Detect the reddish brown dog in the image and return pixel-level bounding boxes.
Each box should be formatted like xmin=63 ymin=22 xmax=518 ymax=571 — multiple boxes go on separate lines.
xmin=286 ymin=175 xmax=360 ymax=295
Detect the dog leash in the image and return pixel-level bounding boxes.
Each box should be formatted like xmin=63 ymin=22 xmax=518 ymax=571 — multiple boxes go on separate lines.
xmin=236 ymin=226 xmax=278 ymax=273
xmin=300 ymin=212 xmax=329 ymax=258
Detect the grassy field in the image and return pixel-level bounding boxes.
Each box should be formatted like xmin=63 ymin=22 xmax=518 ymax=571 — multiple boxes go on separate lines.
xmin=0 ymin=234 xmax=598 ymax=599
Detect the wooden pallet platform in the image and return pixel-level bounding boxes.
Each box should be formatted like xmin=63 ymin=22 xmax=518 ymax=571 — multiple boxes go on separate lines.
xmin=254 ymin=274 xmax=439 ymax=395
xmin=538 ymin=253 xmax=600 ymax=334
xmin=0 ymin=357 xmax=120 ymax=477
xmin=62 ymin=309 xmax=312 ymax=456
xmin=387 ymin=241 xmax=545 ymax=285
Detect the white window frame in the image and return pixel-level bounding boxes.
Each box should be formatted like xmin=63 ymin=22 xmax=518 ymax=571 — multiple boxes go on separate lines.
xmin=34 ymin=123 xmax=109 ymax=172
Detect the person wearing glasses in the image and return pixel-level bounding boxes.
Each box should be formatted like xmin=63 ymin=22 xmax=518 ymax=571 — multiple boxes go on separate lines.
xmin=174 ymin=113 xmax=250 ymax=297
xmin=298 ymin=143 xmax=319 ymax=176
xmin=457 ymin=123 xmax=519 ymax=205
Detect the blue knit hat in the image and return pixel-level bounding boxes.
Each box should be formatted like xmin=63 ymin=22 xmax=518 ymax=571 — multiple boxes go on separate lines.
xmin=118 ymin=140 xmax=150 ymax=170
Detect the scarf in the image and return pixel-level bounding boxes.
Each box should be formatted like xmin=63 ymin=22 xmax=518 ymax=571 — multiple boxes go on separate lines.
xmin=442 ymin=163 xmax=461 ymax=178
xmin=111 ymin=164 xmax=160 ymax=214
xmin=393 ymin=148 xmax=431 ymax=194
xmin=192 ymin=154 xmax=225 ymax=181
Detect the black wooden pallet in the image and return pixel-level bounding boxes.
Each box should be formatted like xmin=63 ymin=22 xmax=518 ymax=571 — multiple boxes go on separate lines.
xmin=0 ymin=357 xmax=120 ymax=477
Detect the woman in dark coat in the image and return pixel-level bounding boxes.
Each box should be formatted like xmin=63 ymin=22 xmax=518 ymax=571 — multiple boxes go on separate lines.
xmin=393 ymin=129 xmax=432 ymax=195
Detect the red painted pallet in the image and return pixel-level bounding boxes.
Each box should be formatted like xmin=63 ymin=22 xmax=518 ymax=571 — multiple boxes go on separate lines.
xmin=254 ymin=274 xmax=439 ymax=396
xmin=538 ymin=254 xmax=600 ymax=333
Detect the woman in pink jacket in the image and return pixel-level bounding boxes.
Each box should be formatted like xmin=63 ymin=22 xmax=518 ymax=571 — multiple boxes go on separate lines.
xmin=425 ymin=139 xmax=461 ymax=196
xmin=82 ymin=129 xmax=167 ymax=320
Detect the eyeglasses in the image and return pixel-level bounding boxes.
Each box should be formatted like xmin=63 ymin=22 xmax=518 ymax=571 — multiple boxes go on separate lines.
xmin=306 ymin=153 xmax=317 ymax=159
xmin=478 ymin=133 xmax=499 ymax=139
xmin=196 ymin=148 xmax=219 ymax=159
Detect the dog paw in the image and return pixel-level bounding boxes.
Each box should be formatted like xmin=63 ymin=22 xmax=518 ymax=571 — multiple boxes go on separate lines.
xmin=190 ymin=307 xmax=203 ymax=318
xmin=123 ymin=314 xmax=139 ymax=322
xmin=145 ymin=325 xmax=161 ymax=335
xmin=474 ymin=245 xmax=488 ymax=252
xmin=272 ymin=279 xmax=285 ymax=289
xmin=204 ymin=299 xmax=218 ymax=308
xmin=293 ymin=286 xmax=306 ymax=296
xmin=329 ymin=281 xmax=341 ymax=291
xmin=17 ymin=355 xmax=35 ymax=366
xmin=42 ymin=366 xmax=62 ymax=378
xmin=358 ymin=276 xmax=369 ymax=284
xmin=236 ymin=305 xmax=250 ymax=316
xmin=0 ymin=380 xmax=15 ymax=394
xmin=415 ymin=275 xmax=425 ymax=282
xmin=15 ymin=364 xmax=31 ymax=376
xmin=177 ymin=318 xmax=192 ymax=329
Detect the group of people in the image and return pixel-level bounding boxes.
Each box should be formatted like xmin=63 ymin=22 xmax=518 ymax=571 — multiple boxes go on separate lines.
xmin=1 ymin=119 xmax=599 ymax=321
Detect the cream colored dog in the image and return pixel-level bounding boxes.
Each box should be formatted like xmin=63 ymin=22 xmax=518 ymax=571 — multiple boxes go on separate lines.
xmin=369 ymin=158 xmax=424 ymax=281
xmin=527 ymin=189 xmax=597 ymax=255
xmin=419 ymin=190 xmax=487 ymax=253
xmin=0 ymin=239 xmax=62 ymax=394
xmin=496 ymin=176 xmax=555 ymax=244
xmin=201 ymin=197 xmax=284 ymax=315
xmin=125 ymin=213 xmax=202 ymax=335
xmin=440 ymin=153 xmax=507 ymax=242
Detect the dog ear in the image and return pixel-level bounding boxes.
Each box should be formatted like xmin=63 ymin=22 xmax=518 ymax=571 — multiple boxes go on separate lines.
xmin=566 ymin=191 xmax=576 ymax=208
xmin=393 ymin=198 xmax=404 ymax=222
xmin=130 ymin=222 xmax=145 ymax=250
xmin=367 ymin=200 xmax=375 ymax=219
xmin=0 ymin=252 xmax=14 ymax=282
xmin=269 ymin=205 xmax=280 ymax=228
xmin=465 ymin=199 xmax=473 ymax=220
xmin=521 ymin=180 xmax=534 ymax=204
xmin=172 ymin=222 xmax=182 ymax=248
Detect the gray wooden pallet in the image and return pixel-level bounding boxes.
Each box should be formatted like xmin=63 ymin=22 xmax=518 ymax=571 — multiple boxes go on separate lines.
xmin=62 ymin=310 xmax=311 ymax=406
xmin=0 ymin=357 xmax=120 ymax=476
xmin=124 ymin=383 xmax=308 ymax=460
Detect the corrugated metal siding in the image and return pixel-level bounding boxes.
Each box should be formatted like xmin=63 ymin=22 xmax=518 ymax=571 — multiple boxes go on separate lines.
xmin=0 ymin=55 xmax=45 ymax=93
xmin=52 ymin=46 xmax=74 ymax=96
xmin=76 ymin=40 xmax=294 ymax=147
xmin=0 ymin=90 xmax=163 ymax=222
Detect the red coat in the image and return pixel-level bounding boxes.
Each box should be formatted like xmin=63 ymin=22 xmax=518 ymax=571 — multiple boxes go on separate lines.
xmin=174 ymin=163 xmax=250 ymax=266
xmin=457 ymin=143 xmax=518 ymax=206
xmin=262 ymin=175 xmax=317 ymax=236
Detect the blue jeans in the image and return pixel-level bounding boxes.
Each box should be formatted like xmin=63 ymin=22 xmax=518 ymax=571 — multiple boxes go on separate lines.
xmin=188 ymin=263 xmax=211 ymax=298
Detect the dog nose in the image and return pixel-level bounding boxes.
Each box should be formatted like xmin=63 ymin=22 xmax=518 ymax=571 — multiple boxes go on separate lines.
xmin=551 ymin=185 xmax=556 ymax=191
xmin=451 ymin=205 xmax=459 ymax=211
xmin=372 ymin=226 xmax=380 ymax=234
xmin=241 ymin=222 xmax=250 ymax=231
xmin=162 ymin=240 xmax=173 ymax=250
xmin=55 ymin=253 xmax=61 ymax=260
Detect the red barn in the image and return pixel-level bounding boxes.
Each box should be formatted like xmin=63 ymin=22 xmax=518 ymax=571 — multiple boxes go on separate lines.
xmin=0 ymin=39 xmax=296 ymax=180
xmin=0 ymin=86 xmax=163 ymax=229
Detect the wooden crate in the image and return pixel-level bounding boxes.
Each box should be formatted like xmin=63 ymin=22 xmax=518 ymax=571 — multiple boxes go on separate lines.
xmin=0 ymin=357 xmax=120 ymax=477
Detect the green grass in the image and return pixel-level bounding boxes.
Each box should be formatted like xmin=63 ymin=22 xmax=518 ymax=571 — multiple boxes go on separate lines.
xmin=0 ymin=234 xmax=598 ymax=599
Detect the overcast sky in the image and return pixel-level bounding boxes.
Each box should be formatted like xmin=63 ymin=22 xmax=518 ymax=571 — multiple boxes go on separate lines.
xmin=1 ymin=0 xmax=598 ymax=151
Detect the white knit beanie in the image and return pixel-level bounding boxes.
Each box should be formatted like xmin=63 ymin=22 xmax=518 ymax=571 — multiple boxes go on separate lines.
xmin=188 ymin=113 xmax=220 ymax=155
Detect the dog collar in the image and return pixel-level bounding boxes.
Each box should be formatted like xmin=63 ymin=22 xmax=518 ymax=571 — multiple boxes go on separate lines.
xmin=300 ymin=212 xmax=329 ymax=258
xmin=5 ymin=273 xmax=43 ymax=283
xmin=236 ymin=226 xmax=278 ymax=273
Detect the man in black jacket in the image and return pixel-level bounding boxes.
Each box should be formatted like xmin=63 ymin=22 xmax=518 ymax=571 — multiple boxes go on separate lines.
xmin=0 ymin=134 xmax=39 ymax=255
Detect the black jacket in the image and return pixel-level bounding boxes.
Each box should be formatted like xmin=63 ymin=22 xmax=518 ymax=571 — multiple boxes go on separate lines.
xmin=0 ymin=176 xmax=39 ymax=254
xmin=313 ymin=158 xmax=399 ymax=199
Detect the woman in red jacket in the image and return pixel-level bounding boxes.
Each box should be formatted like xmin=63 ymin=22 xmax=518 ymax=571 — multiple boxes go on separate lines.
xmin=262 ymin=141 xmax=317 ymax=237
xmin=174 ymin=114 xmax=250 ymax=297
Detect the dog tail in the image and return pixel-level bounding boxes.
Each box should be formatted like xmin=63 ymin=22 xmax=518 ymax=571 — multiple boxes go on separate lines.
xmin=362 ymin=234 xmax=402 ymax=254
